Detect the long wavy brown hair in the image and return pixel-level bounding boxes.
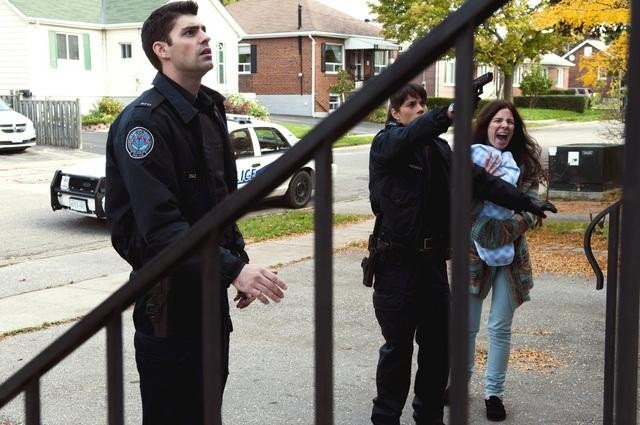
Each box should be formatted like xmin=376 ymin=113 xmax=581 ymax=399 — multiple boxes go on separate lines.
xmin=473 ymin=100 xmax=546 ymax=182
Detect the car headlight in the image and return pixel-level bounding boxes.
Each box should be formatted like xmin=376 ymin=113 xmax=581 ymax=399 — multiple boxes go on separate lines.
xmin=60 ymin=175 xmax=70 ymax=190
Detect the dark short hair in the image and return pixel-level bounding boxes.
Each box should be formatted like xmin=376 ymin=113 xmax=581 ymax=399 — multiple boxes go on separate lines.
xmin=141 ymin=1 xmax=199 ymax=71
xmin=473 ymin=99 xmax=545 ymax=181
xmin=387 ymin=83 xmax=427 ymax=122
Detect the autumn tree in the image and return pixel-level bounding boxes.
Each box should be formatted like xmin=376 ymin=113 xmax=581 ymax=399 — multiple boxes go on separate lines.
xmin=329 ymin=69 xmax=355 ymax=104
xmin=536 ymin=0 xmax=630 ymax=91
xmin=520 ymin=66 xmax=552 ymax=98
xmin=371 ymin=0 xmax=567 ymax=101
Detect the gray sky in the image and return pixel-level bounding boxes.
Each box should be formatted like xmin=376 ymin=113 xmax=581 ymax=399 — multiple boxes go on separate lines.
xmin=316 ymin=0 xmax=376 ymax=21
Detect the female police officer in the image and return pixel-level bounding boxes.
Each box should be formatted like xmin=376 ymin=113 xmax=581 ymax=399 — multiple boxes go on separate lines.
xmin=368 ymin=83 xmax=555 ymax=425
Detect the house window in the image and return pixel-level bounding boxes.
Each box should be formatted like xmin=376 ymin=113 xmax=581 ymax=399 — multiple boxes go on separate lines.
xmin=329 ymin=94 xmax=341 ymax=111
xmin=476 ymin=64 xmax=491 ymax=77
xmin=238 ymin=44 xmax=251 ymax=73
xmin=323 ymin=43 xmax=343 ymax=73
xmin=513 ymin=66 xmax=524 ymax=86
xmin=556 ymin=68 xmax=564 ymax=87
xmin=584 ymin=46 xmax=593 ymax=57
xmin=56 ymin=33 xmax=79 ymax=60
xmin=374 ymin=50 xmax=389 ymax=75
xmin=444 ymin=60 xmax=455 ymax=85
xmin=597 ymin=66 xmax=607 ymax=80
xmin=217 ymin=42 xmax=226 ymax=84
xmin=120 ymin=43 xmax=132 ymax=59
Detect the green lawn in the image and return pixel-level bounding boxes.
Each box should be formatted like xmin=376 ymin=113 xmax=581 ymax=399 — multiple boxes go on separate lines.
xmin=274 ymin=121 xmax=374 ymax=148
xmin=237 ymin=210 xmax=371 ymax=243
xmin=518 ymin=108 xmax=611 ymax=122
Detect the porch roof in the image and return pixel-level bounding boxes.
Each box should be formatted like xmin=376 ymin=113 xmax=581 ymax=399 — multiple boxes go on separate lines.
xmin=344 ymin=37 xmax=400 ymax=51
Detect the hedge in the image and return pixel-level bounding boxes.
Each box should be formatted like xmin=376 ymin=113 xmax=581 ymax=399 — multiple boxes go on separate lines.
xmin=548 ymin=89 xmax=572 ymax=95
xmin=513 ymin=95 xmax=589 ymax=113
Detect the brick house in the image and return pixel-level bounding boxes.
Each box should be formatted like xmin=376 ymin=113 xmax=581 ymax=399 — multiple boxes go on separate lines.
xmin=226 ymin=0 xmax=399 ymax=117
xmin=562 ymin=39 xmax=611 ymax=94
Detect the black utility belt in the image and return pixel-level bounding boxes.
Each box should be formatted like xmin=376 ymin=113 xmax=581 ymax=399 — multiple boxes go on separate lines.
xmin=377 ymin=236 xmax=447 ymax=255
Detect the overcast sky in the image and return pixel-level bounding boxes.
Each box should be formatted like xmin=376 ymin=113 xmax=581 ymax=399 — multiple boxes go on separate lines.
xmin=315 ymin=0 xmax=377 ymax=21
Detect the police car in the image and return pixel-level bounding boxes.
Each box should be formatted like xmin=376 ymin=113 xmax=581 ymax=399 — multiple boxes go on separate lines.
xmin=50 ymin=115 xmax=328 ymax=219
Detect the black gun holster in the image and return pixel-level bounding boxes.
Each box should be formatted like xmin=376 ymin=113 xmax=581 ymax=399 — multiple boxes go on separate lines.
xmin=361 ymin=215 xmax=381 ymax=288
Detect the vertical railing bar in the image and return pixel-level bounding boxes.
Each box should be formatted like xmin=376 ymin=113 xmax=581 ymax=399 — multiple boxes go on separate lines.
xmin=449 ymin=25 xmax=475 ymax=425
xmin=314 ymin=143 xmax=334 ymax=425
xmin=25 ymin=378 xmax=40 ymax=425
xmin=202 ymin=231 xmax=222 ymax=425
xmin=614 ymin=0 xmax=640 ymax=420
xmin=602 ymin=205 xmax=620 ymax=425
xmin=106 ymin=311 xmax=124 ymax=425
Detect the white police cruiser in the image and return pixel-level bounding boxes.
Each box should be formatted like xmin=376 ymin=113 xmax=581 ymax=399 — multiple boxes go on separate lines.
xmin=50 ymin=115 xmax=328 ymax=219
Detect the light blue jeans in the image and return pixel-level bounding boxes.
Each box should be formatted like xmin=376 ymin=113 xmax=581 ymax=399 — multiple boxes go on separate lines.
xmin=467 ymin=267 xmax=517 ymax=398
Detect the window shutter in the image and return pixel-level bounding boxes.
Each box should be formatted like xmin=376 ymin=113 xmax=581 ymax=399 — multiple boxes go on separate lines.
xmin=83 ymin=33 xmax=92 ymax=70
xmin=48 ymin=30 xmax=58 ymax=69
xmin=321 ymin=42 xmax=326 ymax=73
xmin=250 ymin=44 xmax=257 ymax=74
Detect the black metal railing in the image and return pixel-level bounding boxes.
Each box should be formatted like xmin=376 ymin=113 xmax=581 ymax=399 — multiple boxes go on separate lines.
xmin=582 ymin=0 xmax=640 ymax=422
xmin=1 ymin=0 xmax=638 ymax=423
xmin=584 ymin=200 xmax=622 ymax=425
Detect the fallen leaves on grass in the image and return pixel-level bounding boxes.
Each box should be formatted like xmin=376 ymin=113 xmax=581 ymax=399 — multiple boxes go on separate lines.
xmin=528 ymin=222 xmax=609 ymax=277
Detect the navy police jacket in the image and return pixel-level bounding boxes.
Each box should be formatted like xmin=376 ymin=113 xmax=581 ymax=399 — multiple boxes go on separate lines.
xmin=369 ymin=107 xmax=535 ymax=248
xmin=106 ymin=73 xmax=246 ymax=337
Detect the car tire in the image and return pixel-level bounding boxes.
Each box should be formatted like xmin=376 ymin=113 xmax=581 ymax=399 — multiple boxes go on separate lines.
xmin=284 ymin=170 xmax=312 ymax=208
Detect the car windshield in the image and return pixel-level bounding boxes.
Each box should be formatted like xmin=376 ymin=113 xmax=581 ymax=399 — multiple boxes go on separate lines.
xmin=0 ymin=99 xmax=13 ymax=111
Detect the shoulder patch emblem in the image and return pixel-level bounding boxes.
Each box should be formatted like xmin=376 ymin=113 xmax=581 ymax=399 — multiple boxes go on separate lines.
xmin=125 ymin=127 xmax=154 ymax=159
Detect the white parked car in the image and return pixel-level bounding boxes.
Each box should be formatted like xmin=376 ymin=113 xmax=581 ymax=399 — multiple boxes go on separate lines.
xmin=50 ymin=115 xmax=332 ymax=218
xmin=0 ymin=99 xmax=36 ymax=152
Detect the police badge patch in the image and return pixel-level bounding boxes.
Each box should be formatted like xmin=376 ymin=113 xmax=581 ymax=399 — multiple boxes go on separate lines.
xmin=126 ymin=127 xmax=154 ymax=159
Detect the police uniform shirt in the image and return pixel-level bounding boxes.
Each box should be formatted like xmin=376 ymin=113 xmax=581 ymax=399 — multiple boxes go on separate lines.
xmin=106 ymin=72 xmax=246 ymax=284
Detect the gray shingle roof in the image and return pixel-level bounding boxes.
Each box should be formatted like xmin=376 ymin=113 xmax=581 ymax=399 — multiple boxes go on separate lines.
xmin=6 ymin=0 xmax=166 ymax=25
xmin=226 ymin=0 xmax=382 ymax=37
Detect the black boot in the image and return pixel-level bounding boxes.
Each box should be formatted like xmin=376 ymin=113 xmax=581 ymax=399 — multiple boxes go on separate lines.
xmin=485 ymin=396 xmax=506 ymax=421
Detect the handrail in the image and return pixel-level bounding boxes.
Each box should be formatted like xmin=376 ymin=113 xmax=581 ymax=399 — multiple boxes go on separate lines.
xmin=0 ymin=0 xmax=510 ymax=420
xmin=583 ymin=200 xmax=623 ymax=290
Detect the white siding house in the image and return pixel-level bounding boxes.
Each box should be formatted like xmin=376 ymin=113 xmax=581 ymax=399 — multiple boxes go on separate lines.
xmin=0 ymin=0 xmax=33 ymax=93
xmin=0 ymin=0 xmax=243 ymax=113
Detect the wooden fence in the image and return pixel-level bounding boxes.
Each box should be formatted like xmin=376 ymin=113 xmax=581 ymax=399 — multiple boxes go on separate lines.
xmin=0 ymin=94 xmax=82 ymax=149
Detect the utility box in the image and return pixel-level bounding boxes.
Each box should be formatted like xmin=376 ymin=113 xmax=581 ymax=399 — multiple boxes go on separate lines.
xmin=548 ymin=143 xmax=624 ymax=192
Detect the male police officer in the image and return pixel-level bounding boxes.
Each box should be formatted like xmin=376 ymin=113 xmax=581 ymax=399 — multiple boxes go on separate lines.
xmin=105 ymin=2 xmax=287 ymax=423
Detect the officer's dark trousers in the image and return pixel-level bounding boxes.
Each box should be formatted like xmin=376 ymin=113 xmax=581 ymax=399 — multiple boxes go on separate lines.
xmin=134 ymin=330 xmax=230 ymax=425
xmin=371 ymin=251 xmax=450 ymax=425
